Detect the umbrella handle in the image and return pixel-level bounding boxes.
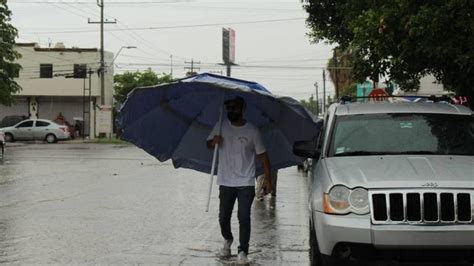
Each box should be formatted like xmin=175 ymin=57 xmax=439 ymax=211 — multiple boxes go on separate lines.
xmin=205 ymin=143 xmax=219 ymax=212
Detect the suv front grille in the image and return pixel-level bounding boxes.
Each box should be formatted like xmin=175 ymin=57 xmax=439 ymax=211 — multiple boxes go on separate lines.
xmin=370 ymin=190 xmax=473 ymax=225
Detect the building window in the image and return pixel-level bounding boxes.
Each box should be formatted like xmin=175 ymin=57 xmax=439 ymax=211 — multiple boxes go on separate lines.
xmin=16 ymin=120 xmax=34 ymax=128
xmin=73 ymin=64 xmax=87 ymax=79
xmin=40 ymin=64 xmax=53 ymax=78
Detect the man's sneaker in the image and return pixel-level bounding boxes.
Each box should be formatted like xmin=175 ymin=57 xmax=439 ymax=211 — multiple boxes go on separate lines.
xmin=219 ymin=239 xmax=233 ymax=257
xmin=237 ymin=251 xmax=249 ymax=264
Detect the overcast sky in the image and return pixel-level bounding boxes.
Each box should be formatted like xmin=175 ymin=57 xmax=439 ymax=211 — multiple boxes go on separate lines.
xmin=9 ymin=0 xmax=335 ymax=101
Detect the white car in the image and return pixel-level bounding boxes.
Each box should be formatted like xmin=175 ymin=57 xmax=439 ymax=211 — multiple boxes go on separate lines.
xmin=0 ymin=119 xmax=71 ymax=143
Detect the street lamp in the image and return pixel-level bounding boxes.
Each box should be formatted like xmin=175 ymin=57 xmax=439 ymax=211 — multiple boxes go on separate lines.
xmin=109 ymin=46 xmax=137 ymax=70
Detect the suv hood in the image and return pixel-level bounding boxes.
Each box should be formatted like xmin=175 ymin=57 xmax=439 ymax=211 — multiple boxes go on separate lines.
xmin=324 ymin=155 xmax=474 ymax=189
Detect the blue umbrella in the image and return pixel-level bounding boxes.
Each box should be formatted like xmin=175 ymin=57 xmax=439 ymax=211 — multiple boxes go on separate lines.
xmin=119 ymin=73 xmax=321 ymax=209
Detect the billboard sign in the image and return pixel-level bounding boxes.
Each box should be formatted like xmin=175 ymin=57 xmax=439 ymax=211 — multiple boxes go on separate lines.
xmin=222 ymin=28 xmax=235 ymax=64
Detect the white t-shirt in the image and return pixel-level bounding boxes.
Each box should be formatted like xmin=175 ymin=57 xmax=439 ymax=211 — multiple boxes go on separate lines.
xmin=207 ymin=119 xmax=266 ymax=187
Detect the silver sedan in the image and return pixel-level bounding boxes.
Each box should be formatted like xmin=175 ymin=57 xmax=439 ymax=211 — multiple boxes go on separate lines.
xmin=0 ymin=119 xmax=71 ymax=143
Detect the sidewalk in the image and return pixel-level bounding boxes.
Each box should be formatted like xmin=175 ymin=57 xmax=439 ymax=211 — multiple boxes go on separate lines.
xmin=4 ymin=142 xmax=25 ymax=147
xmin=5 ymin=138 xmax=89 ymax=147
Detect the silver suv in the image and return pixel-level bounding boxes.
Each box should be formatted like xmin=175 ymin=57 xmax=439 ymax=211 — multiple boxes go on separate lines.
xmin=294 ymin=99 xmax=474 ymax=265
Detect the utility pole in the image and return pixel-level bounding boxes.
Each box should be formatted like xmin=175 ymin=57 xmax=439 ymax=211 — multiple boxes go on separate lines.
xmin=170 ymin=55 xmax=173 ymax=79
xmin=226 ymin=64 xmax=231 ymax=77
xmin=314 ymin=82 xmax=319 ymax=116
xmin=184 ymin=59 xmax=200 ymax=76
xmin=88 ymin=0 xmax=116 ymax=106
xmin=333 ymin=49 xmax=339 ymax=100
xmin=322 ymin=69 xmax=326 ymax=114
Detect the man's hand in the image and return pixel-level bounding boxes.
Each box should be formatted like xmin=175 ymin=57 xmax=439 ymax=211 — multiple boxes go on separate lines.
xmin=258 ymin=152 xmax=272 ymax=195
xmin=207 ymin=135 xmax=223 ymax=149
xmin=262 ymin=177 xmax=272 ymax=195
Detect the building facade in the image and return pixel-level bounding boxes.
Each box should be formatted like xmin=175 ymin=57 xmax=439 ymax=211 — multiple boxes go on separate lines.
xmin=0 ymin=42 xmax=114 ymax=138
xmin=356 ymin=75 xmax=446 ymax=97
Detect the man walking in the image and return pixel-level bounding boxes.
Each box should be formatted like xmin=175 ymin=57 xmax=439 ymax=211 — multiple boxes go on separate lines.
xmin=207 ymin=96 xmax=272 ymax=264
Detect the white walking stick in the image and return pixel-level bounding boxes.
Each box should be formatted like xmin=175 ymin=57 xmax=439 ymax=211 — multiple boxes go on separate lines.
xmin=205 ymin=95 xmax=225 ymax=212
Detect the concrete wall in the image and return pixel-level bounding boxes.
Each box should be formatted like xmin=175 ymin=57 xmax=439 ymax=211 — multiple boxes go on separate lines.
xmin=418 ymin=75 xmax=445 ymax=96
xmin=0 ymin=98 xmax=29 ymax=118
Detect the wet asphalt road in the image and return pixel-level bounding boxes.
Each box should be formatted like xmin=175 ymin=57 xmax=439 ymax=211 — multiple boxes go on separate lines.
xmin=0 ymin=143 xmax=310 ymax=265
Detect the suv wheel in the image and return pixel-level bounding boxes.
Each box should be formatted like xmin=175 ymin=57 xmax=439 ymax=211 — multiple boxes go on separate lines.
xmin=309 ymin=218 xmax=341 ymax=266
xmin=4 ymin=133 xmax=14 ymax=143
xmin=45 ymin=134 xmax=57 ymax=143
xmin=309 ymin=218 xmax=319 ymax=265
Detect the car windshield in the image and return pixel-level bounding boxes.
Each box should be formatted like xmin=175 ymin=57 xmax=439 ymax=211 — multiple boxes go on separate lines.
xmin=328 ymin=113 xmax=474 ymax=157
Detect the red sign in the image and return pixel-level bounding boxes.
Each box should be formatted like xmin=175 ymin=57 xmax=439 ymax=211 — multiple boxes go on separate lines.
xmin=368 ymin=88 xmax=388 ymax=101
xmin=450 ymin=96 xmax=469 ymax=106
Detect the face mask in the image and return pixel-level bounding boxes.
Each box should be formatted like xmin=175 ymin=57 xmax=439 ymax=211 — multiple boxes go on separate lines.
xmin=227 ymin=111 xmax=241 ymax=122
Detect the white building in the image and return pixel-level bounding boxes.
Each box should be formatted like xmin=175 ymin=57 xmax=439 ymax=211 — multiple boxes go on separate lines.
xmin=393 ymin=75 xmax=448 ymax=96
xmin=0 ymin=42 xmax=114 ymax=138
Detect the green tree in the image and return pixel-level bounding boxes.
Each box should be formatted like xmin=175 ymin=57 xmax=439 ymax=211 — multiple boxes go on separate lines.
xmin=113 ymin=69 xmax=172 ymax=105
xmin=303 ymin=0 xmax=474 ymax=108
xmin=0 ymin=0 xmax=22 ymax=105
xmin=340 ymin=83 xmax=357 ymax=98
xmin=300 ymin=95 xmax=317 ymax=115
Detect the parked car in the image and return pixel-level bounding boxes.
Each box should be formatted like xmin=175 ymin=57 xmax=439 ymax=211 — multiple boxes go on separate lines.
xmin=0 ymin=115 xmax=28 ymax=128
xmin=294 ymin=98 xmax=474 ymax=265
xmin=0 ymin=119 xmax=71 ymax=143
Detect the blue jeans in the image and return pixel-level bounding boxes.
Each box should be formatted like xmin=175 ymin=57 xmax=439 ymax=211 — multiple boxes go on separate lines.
xmin=219 ymin=185 xmax=255 ymax=255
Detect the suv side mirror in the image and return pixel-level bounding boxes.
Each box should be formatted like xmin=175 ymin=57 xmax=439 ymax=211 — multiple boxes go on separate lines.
xmin=293 ymin=140 xmax=321 ymax=159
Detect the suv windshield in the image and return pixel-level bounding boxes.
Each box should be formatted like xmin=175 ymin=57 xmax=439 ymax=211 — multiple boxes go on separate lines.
xmin=329 ymin=113 xmax=474 ymax=157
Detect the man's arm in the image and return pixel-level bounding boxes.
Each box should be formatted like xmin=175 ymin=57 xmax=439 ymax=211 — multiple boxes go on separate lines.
xmin=258 ymin=152 xmax=272 ymax=195
xmin=207 ymin=135 xmax=222 ymax=149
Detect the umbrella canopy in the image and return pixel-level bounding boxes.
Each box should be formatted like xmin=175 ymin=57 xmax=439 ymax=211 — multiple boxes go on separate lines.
xmin=119 ymin=73 xmax=321 ymax=175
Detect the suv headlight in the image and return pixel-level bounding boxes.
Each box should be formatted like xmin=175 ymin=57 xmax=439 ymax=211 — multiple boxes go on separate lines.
xmin=324 ymin=185 xmax=369 ymax=215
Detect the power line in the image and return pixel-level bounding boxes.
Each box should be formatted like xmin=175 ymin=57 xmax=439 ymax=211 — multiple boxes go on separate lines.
xmin=10 ymin=0 xmax=296 ymax=4
xmin=184 ymin=59 xmax=200 ymax=74
xmin=25 ymin=18 xmax=305 ymax=34
xmin=73 ymin=0 xmax=103 ymax=19
xmin=115 ymin=62 xmax=352 ymax=70
xmin=58 ymin=0 xmax=97 ymax=18
xmin=111 ymin=20 xmax=185 ymax=60
xmin=49 ymin=0 xmax=90 ymax=20
xmin=9 ymin=0 xmax=189 ymax=4
xmin=16 ymin=0 xmax=181 ymax=65
xmin=234 ymin=64 xmax=351 ymax=70
xmin=239 ymin=58 xmax=329 ymax=64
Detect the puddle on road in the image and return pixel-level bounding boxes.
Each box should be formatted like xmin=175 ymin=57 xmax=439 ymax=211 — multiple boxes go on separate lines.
xmin=186 ymin=245 xmax=273 ymax=265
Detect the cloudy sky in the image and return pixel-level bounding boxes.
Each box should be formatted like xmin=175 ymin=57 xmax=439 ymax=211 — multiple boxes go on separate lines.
xmin=9 ymin=0 xmax=335 ymax=101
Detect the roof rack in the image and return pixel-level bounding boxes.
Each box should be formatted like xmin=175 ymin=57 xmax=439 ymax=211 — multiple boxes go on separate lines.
xmin=339 ymin=95 xmax=454 ymax=104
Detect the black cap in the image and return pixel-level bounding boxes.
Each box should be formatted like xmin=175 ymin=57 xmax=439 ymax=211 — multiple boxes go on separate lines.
xmin=224 ymin=96 xmax=245 ymax=108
